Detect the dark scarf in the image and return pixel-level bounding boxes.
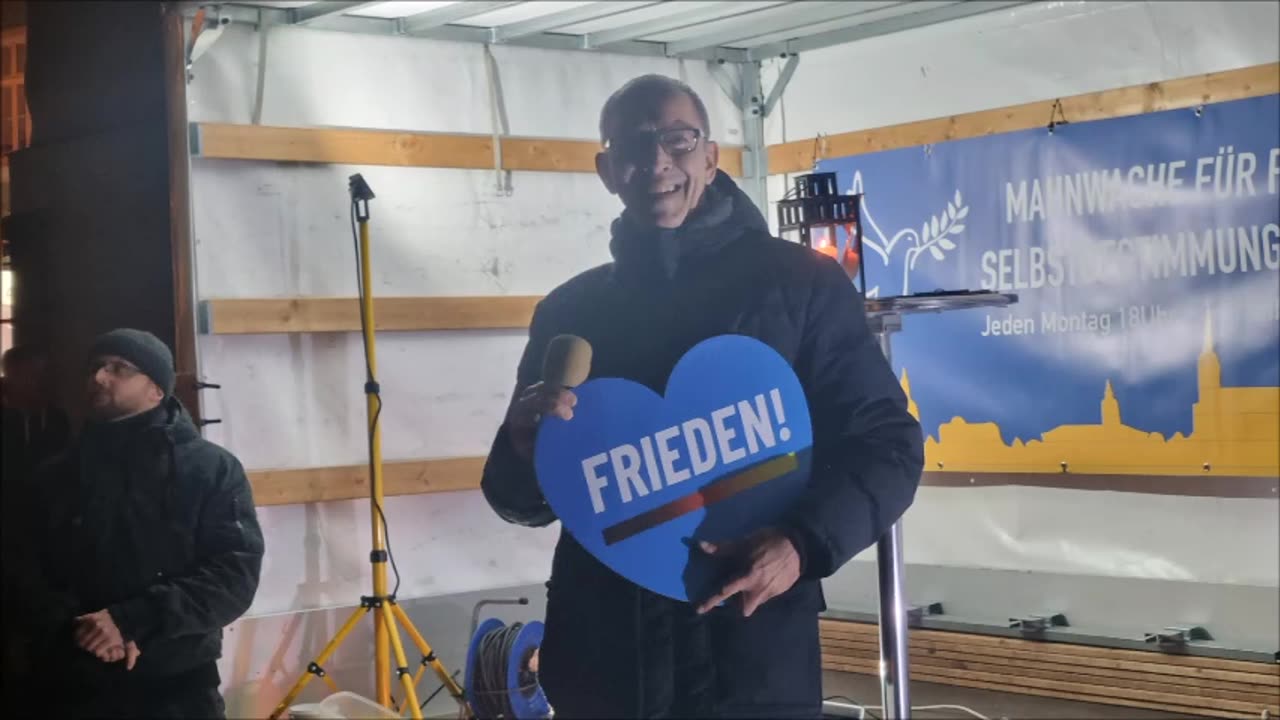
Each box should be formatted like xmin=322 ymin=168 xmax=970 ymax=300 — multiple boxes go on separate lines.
xmin=608 ymin=171 xmax=770 ymax=283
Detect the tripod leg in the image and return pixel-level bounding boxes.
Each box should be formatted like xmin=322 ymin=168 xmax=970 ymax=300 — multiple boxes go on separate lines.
xmin=269 ymin=605 xmax=370 ymax=720
xmin=382 ymin=606 xmax=423 ymax=720
xmin=391 ymin=602 xmax=467 ymax=703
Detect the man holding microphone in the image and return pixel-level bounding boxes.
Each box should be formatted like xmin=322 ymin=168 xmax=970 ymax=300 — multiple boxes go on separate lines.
xmin=482 ymin=75 xmax=923 ymax=718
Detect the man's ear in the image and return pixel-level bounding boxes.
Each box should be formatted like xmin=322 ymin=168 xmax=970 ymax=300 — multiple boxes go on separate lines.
xmin=704 ymin=140 xmax=720 ymax=182
xmin=596 ymin=152 xmax=618 ymax=195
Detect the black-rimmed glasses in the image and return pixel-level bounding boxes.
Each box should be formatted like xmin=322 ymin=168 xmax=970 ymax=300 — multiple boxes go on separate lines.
xmin=605 ymin=127 xmax=703 ymax=160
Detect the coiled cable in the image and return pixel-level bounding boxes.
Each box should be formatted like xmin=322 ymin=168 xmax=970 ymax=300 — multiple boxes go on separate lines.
xmin=470 ymin=622 xmax=540 ymax=719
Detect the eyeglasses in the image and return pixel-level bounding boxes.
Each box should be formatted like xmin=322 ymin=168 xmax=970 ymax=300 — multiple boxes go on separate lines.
xmin=89 ymin=358 xmax=141 ymax=379
xmin=605 ymin=127 xmax=703 ymax=160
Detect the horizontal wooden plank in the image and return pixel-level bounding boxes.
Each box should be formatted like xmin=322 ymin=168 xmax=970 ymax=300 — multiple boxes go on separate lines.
xmin=820 ymin=620 xmax=1279 ymax=682
xmin=824 ymin=642 xmax=1280 ymax=708
xmin=824 ymin=655 xmax=1264 ymax=717
xmin=824 ymin=659 xmax=1259 ymax=720
xmin=200 ymin=296 xmax=540 ymax=334
xmin=823 ymin=636 xmax=1277 ymax=696
xmin=770 ymin=62 xmax=1280 ymax=174
xmin=820 ymin=618 xmax=1278 ymax=719
xmin=192 ymin=122 xmax=744 ymax=177
xmin=821 ymin=626 xmax=1278 ymax=680
xmin=247 ymin=457 xmax=484 ymax=506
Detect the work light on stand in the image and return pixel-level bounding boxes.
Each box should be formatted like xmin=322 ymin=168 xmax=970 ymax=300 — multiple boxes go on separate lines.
xmin=776 ymin=172 xmax=867 ymax=293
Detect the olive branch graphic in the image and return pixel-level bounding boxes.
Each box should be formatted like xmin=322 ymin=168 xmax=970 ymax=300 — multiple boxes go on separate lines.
xmin=851 ymin=172 xmax=969 ymax=296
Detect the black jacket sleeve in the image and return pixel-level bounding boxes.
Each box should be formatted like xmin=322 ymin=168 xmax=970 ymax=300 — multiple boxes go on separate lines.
xmin=481 ymin=302 xmax=558 ymax=528
xmin=4 ymin=456 xmax=82 ymax=650
xmin=783 ymin=258 xmax=925 ymax=579
xmin=108 ymin=452 xmax=265 ymax=644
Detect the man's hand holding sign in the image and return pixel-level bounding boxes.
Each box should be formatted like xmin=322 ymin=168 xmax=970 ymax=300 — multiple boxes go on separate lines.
xmin=532 ymin=334 xmax=811 ymax=612
xmin=694 ymin=530 xmax=802 ymax=617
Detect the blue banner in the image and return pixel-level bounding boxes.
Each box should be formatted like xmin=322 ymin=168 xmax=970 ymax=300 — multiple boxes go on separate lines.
xmin=820 ymin=94 xmax=1279 ymax=484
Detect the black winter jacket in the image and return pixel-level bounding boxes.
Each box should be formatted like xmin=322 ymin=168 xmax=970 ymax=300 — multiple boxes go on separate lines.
xmin=482 ymin=172 xmax=924 ymax=718
xmin=11 ymin=396 xmax=264 ymax=705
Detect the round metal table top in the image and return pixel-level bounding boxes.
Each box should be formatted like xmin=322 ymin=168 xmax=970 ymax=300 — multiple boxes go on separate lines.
xmin=865 ymin=290 xmax=1018 ymax=317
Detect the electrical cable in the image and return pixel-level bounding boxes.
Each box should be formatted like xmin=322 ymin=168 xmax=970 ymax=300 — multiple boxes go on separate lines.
xmin=419 ymin=670 xmax=462 ymax=711
xmin=350 ymin=199 xmax=401 ymax=600
xmin=823 ymin=696 xmax=991 ymax=720
xmin=470 ymin=622 xmax=537 ymax=719
xmin=912 ymin=705 xmax=992 ymax=719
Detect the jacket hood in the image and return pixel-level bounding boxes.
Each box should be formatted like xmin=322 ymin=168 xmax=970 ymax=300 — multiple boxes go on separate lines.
xmin=608 ymin=170 xmax=769 ymax=281
xmin=161 ymin=395 xmax=202 ymax=444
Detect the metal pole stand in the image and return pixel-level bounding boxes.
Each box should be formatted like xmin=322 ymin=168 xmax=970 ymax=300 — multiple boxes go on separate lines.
xmin=268 ymin=175 xmax=468 ymax=720
xmin=864 ymin=291 xmax=1018 ymax=720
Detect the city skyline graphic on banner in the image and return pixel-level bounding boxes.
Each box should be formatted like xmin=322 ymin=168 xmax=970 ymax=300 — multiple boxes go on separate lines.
xmin=900 ymin=310 xmax=1278 ymax=479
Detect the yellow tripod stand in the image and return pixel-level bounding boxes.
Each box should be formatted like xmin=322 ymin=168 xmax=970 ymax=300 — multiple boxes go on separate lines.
xmin=270 ymin=175 xmax=468 ymax=720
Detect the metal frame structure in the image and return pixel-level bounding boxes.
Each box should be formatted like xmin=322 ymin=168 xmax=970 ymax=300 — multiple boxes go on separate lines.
xmin=181 ymin=0 xmax=1028 ymax=211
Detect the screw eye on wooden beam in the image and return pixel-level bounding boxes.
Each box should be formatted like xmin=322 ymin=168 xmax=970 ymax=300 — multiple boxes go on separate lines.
xmin=248 ymin=457 xmax=485 ymax=506
xmin=198 ymin=296 xmax=542 ymax=335
xmin=189 ymin=122 xmax=745 ymax=177
xmin=768 ymin=62 xmax=1280 ymax=175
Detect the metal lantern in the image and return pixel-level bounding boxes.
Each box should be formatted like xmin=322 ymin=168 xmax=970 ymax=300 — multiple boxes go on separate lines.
xmin=776 ymin=172 xmax=866 ymax=291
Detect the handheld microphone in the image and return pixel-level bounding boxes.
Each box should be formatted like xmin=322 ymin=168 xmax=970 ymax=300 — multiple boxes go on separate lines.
xmin=542 ymin=335 xmax=592 ymax=389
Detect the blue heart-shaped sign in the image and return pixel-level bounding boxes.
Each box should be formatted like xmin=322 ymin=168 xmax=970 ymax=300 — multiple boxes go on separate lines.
xmin=535 ymin=334 xmax=813 ymax=602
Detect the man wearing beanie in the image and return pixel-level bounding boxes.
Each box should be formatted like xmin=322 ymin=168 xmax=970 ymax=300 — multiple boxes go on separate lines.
xmin=9 ymin=328 xmax=265 ymax=718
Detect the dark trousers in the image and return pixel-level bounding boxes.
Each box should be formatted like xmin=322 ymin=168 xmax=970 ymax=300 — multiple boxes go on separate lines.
xmin=53 ymin=685 xmax=226 ymax=720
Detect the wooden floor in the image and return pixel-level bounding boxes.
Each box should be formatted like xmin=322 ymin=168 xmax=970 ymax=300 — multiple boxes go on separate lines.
xmin=824 ymin=671 xmax=1188 ymax=719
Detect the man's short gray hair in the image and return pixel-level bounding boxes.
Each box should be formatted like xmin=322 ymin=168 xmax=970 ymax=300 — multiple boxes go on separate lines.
xmin=599 ymin=74 xmax=711 ymax=144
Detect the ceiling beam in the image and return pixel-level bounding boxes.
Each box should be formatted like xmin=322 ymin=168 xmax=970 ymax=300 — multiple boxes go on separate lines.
xmin=424 ymin=22 xmax=747 ymax=62
xmin=200 ymin=3 xmax=750 ymax=62
xmin=584 ymin=2 xmax=787 ymax=48
xmin=401 ymin=1 xmax=524 ymax=35
xmin=492 ymin=1 xmax=661 ymax=43
xmin=747 ymin=0 xmax=1031 ymax=60
xmin=733 ymin=1 xmax=953 ymax=49
xmin=666 ymin=1 xmax=901 ymax=56
xmin=290 ymin=1 xmax=378 ymax=26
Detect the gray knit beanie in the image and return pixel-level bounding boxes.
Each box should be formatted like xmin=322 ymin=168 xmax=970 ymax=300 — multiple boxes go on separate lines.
xmin=88 ymin=328 xmax=176 ymax=395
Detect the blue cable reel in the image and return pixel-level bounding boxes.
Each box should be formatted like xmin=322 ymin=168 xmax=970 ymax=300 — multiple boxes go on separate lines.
xmin=465 ymin=619 xmax=551 ymax=719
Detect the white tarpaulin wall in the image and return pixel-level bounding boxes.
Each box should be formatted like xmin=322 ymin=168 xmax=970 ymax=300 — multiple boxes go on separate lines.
xmin=190 ymin=24 xmax=746 ymax=618
xmin=188 ymin=5 xmax=1279 ymax=704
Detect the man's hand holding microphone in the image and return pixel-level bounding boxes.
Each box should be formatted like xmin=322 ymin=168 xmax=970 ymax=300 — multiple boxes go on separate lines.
xmin=507 ymin=383 xmax=577 ymax=461
xmin=506 ymin=335 xmax=591 ymax=462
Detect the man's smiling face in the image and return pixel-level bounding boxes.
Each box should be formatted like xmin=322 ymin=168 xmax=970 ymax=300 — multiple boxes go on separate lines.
xmin=597 ymin=90 xmax=720 ymax=229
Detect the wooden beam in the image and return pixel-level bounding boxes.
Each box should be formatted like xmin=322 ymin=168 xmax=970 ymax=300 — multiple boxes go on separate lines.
xmin=164 ymin=7 xmax=201 ymax=426
xmin=768 ymin=62 xmax=1280 ymax=174
xmin=824 ymin=657 xmax=1262 ymax=720
xmin=820 ymin=620 xmax=1279 ymax=683
xmin=248 ymin=456 xmax=484 ymax=506
xmin=200 ymin=296 xmax=541 ymax=335
xmin=191 ymin=122 xmax=745 ymax=177
xmin=819 ymin=618 xmax=1279 ymax=719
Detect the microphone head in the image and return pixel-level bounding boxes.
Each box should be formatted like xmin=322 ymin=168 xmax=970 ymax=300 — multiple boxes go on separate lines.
xmin=543 ymin=334 xmax=592 ymax=389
